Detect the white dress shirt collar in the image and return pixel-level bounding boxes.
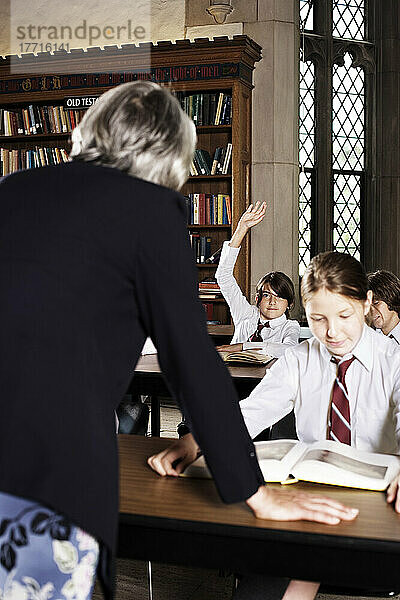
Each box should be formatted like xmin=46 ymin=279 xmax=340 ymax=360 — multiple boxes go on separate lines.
xmin=388 ymin=322 xmax=400 ymax=345
xmin=259 ymin=313 xmax=287 ymax=329
xmin=319 ymin=324 xmax=373 ymax=372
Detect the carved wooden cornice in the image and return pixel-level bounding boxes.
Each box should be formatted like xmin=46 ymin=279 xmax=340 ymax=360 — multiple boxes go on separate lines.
xmin=301 ymin=35 xmax=327 ymax=67
xmin=332 ymin=40 xmax=375 ymax=73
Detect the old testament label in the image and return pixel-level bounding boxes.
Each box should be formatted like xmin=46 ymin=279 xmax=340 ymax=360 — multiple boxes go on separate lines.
xmin=63 ymin=96 xmax=98 ymax=109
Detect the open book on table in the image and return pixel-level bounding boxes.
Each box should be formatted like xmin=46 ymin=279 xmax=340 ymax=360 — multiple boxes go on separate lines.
xmin=182 ymin=439 xmax=400 ymax=491
xmin=219 ymin=349 xmax=273 ymax=366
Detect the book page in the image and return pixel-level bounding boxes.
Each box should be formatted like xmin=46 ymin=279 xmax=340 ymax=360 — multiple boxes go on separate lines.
xmin=255 ymin=439 xmax=307 ymax=483
xmin=255 ymin=439 xmax=299 ymax=461
xmin=220 ymin=349 xmax=273 ymax=365
xmin=182 ymin=439 xmax=305 ymax=482
xmin=291 ymin=440 xmax=400 ymax=490
xmin=300 ymin=448 xmax=387 ymax=480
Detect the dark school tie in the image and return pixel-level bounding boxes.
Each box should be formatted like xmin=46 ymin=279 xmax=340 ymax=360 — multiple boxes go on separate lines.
xmin=328 ymin=356 xmax=356 ymax=445
xmin=248 ymin=320 xmax=270 ymax=342
xmin=389 ymin=334 xmax=399 ymax=344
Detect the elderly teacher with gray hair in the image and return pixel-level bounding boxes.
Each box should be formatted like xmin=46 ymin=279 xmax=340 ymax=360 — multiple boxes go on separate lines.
xmin=0 ymin=81 xmax=357 ymax=600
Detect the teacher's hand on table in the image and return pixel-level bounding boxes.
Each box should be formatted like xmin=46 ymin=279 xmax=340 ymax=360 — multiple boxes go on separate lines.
xmin=148 ymin=436 xmax=359 ymax=525
xmin=246 ymin=485 xmax=358 ymax=525
xmin=147 ymin=433 xmax=200 ymax=477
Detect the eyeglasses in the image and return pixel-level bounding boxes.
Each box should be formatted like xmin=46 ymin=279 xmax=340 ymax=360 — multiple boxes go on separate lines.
xmin=261 ymin=291 xmax=286 ymax=303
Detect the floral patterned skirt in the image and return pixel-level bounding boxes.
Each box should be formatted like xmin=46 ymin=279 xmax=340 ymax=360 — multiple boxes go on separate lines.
xmin=0 ymin=490 xmax=99 ymax=600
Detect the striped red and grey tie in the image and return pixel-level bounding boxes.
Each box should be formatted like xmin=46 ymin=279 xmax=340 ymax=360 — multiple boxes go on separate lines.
xmin=328 ymin=356 xmax=355 ymax=445
xmin=248 ymin=320 xmax=270 ymax=342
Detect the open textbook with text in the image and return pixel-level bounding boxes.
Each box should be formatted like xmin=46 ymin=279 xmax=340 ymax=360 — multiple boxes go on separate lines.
xmin=219 ymin=349 xmax=274 ymax=366
xmin=182 ymin=439 xmax=400 ymax=491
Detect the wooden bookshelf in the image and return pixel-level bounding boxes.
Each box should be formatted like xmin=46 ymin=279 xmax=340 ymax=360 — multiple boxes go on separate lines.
xmin=0 ymin=36 xmax=262 ymax=324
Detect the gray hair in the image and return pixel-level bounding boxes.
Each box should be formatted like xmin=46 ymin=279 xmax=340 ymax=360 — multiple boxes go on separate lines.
xmin=70 ymin=81 xmax=196 ymax=191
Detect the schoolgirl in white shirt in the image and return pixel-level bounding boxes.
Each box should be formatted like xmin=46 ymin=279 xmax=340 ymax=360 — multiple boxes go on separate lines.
xmin=368 ymin=270 xmax=400 ymax=346
xmin=150 ymin=250 xmax=400 ymax=600
xmin=215 ymin=202 xmax=300 ymax=358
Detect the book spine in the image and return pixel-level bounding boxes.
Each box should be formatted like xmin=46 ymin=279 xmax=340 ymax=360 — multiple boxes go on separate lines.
xmin=60 ymin=106 xmax=67 ymax=133
xmin=210 ymin=93 xmax=217 ymax=124
xmin=225 ymin=195 xmax=232 ymax=225
xmin=194 ymin=149 xmax=206 ymax=175
xmin=217 ymin=147 xmax=226 ymax=174
xmin=214 ymin=92 xmax=224 ymax=125
xmin=222 ymin=142 xmax=232 ymax=174
xmin=222 ymin=195 xmax=227 ymax=224
xmin=16 ymin=110 xmax=24 ymax=135
xmin=34 ymin=105 xmax=43 ymax=134
xmin=217 ymin=194 xmax=223 ymax=224
xmin=202 ymin=302 xmax=214 ymax=321
xmin=193 ymin=193 xmax=199 ymax=225
xmin=198 ymin=94 xmax=203 ymax=126
xmin=205 ymin=236 xmax=212 ymax=262
xmin=188 ymin=95 xmax=193 ymax=121
xmin=199 ymin=193 xmax=206 ymax=225
xmin=200 ymin=236 xmax=206 ymax=263
xmin=205 ymin=194 xmax=211 ymax=225
xmin=28 ymin=105 xmax=36 ymax=134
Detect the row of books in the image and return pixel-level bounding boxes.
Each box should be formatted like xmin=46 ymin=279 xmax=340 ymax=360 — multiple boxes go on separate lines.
xmin=189 ymin=234 xmax=212 ymax=264
xmin=186 ymin=193 xmax=231 ymax=225
xmin=198 ymin=279 xmax=222 ymax=298
xmin=190 ymin=144 xmax=232 ymax=176
xmin=0 ymin=147 xmax=69 ymax=175
xmin=177 ymin=92 xmax=232 ymax=126
xmin=0 ymin=106 xmax=85 ymax=137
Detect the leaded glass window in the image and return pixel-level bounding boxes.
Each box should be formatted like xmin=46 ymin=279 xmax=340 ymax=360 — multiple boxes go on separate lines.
xmin=333 ymin=174 xmax=361 ymax=256
xmin=298 ymin=0 xmax=370 ymax=277
xmin=332 ymin=52 xmax=364 ymax=260
xmin=299 ymin=58 xmax=315 ymax=275
xmin=332 ymin=54 xmax=364 ymax=172
xmin=299 ymin=171 xmax=313 ymax=275
xmin=333 ymin=0 xmax=365 ymax=40
xmin=300 ymin=0 xmax=314 ymax=31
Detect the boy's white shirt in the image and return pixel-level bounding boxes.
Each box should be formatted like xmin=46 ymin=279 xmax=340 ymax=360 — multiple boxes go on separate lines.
xmin=215 ymin=241 xmax=300 ymax=357
xmin=240 ymin=324 xmax=400 ymax=455
xmin=377 ymin=321 xmax=400 ymax=346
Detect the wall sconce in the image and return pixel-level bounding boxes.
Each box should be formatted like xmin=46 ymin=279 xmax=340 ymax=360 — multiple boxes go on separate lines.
xmin=206 ymin=0 xmax=234 ymax=25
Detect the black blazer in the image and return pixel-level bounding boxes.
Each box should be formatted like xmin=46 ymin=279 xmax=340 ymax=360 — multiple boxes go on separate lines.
xmin=0 ymin=161 xmax=263 ymax=594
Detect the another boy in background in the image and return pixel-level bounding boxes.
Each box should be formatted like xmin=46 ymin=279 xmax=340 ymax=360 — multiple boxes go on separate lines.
xmin=368 ymin=270 xmax=400 ymax=345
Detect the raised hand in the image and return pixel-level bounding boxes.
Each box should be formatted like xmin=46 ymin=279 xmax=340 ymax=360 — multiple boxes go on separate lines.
xmin=237 ymin=201 xmax=267 ymax=231
xmin=230 ymin=201 xmax=267 ymax=248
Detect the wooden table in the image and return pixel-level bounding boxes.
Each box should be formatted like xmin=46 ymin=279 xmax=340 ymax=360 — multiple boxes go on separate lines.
xmin=207 ymin=323 xmax=234 ymax=345
xmin=128 ymin=354 xmax=267 ymax=436
xmin=118 ymin=435 xmax=400 ymax=589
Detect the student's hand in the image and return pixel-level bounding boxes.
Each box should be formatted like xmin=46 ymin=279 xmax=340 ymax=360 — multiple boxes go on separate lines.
xmin=246 ymin=485 xmax=359 ymax=525
xmin=147 ymin=434 xmax=200 ymax=477
xmin=237 ymin=201 xmax=267 ymax=232
xmin=386 ymin=475 xmax=400 ymax=512
xmin=229 ymin=202 xmax=267 ymax=247
xmin=216 ymin=343 xmax=243 ymax=352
